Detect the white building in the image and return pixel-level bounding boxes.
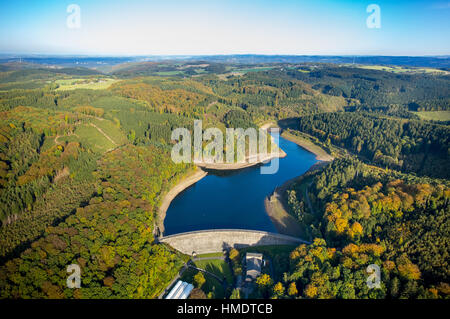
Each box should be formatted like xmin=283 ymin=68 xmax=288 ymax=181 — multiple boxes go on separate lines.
xmin=165 ymin=280 xmax=194 ymax=299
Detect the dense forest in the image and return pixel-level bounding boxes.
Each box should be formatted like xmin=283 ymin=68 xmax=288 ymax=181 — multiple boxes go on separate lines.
xmin=290 ymin=112 xmax=450 ymax=178
xmin=0 ymin=145 xmax=192 ymax=298
xmin=0 ymin=61 xmax=448 ymax=299
xmin=290 ymin=66 xmax=450 ymax=110
xmin=283 ymin=159 xmax=449 ymax=298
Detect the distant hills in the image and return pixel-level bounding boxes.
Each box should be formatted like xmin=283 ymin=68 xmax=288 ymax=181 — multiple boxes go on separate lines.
xmin=0 ymin=54 xmax=449 ymax=70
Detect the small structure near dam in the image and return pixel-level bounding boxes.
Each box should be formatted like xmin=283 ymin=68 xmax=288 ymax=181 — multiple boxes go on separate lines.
xmin=159 ymin=229 xmax=309 ymax=255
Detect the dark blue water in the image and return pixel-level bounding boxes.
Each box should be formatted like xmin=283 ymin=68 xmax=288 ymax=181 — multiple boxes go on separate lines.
xmin=163 ymin=133 xmax=318 ymax=235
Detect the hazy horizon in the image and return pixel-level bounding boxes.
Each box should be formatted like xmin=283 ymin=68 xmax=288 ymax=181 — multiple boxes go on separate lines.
xmin=1 ymin=53 xmax=450 ymax=57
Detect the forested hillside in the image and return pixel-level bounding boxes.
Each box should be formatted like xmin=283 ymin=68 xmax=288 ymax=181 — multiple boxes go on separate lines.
xmin=290 ymin=66 xmax=450 ymax=110
xmin=283 ymin=159 xmax=449 ymax=298
xmin=0 ymin=145 xmax=192 ymax=298
xmin=0 ymin=61 xmax=448 ymax=299
xmin=291 ymin=112 xmax=450 ymax=178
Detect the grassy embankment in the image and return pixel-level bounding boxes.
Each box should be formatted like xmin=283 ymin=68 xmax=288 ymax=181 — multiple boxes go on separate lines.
xmin=281 ymin=130 xmax=335 ymax=161
xmin=180 ymin=258 xmax=233 ymax=299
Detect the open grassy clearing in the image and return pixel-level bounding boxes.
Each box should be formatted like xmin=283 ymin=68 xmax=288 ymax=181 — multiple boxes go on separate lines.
xmin=193 ymin=259 xmax=234 ymax=285
xmin=52 ymin=116 xmax=126 ymax=153
xmin=195 ymin=252 xmax=225 ymax=258
xmin=180 ymin=267 xmax=226 ymax=299
xmin=55 ymin=77 xmax=119 ymax=90
xmin=70 ymin=124 xmax=116 ymax=153
xmin=355 ymin=64 xmax=449 ymax=75
xmin=90 ymin=118 xmax=128 ymax=145
xmin=414 ymin=110 xmax=450 ymax=121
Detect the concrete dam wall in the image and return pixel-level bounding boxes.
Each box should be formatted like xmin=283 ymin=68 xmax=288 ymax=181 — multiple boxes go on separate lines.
xmin=159 ymin=229 xmax=309 ymax=255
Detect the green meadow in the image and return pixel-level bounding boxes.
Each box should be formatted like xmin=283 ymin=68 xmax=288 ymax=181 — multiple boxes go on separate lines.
xmin=55 ymin=77 xmax=119 ymax=90
xmin=414 ymin=110 xmax=450 ymax=121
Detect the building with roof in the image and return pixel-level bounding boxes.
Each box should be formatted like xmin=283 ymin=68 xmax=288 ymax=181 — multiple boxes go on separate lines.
xmin=245 ymin=252 xmax=263 ymax=282
xmin=165 ymin=280 xmax=194 ymax=299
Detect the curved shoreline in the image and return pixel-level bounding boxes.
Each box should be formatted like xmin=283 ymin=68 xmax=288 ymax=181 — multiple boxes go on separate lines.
xmin=157 ymin=168 xmax=208 ymax=235
xmin=195 ymin=123 xmax=287 ymax=170
xmin=195 ymin=150 xmax=287 ymax=170
xmin=281 ymin=131 xmax=334 ymax=162
xmin=157 ymin=149 xmax=287 ymax=234
xmin=157 ymin=124 xmax=287 ymax=234
xmin=263 ymin=127 xmax=333 ymax=236
xmin=158 ymin=124 xmax=330 ymax=238
xmin=264 ymin=160 xmax=332 ymax=237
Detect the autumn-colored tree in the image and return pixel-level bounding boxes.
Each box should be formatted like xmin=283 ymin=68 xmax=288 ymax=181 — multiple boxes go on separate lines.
xmin=194 ymin=272 xmax=206 ymax=289
xmin=397 ymin=255 xmax=421 ymax=281
xmin=189 ymin=288 xmax=207 ymax=299
xmin=256 ymin=274 xmax=273 ymax=287
xmin=230 ymin=288 xmax=241 ymax=299
xmin=287 ymin=282 xmax=298 ymax=297
xmin=256 ymin=274 xmax=273 ymax=298
xmin=229 ymin=248 xmax=239 ymax=262
xmin=304 ymin=284 xmax=318 ymax=298
xmin=75 ymin=106 xmax=104 ymax=118
xmin=290 ymin=245 xmax=307 ymax=260
xmin=349 ymin=222 xmax=363 ymax=238
xmin=103 ymin=276 xmax=115 ymax=288
xmin=273 ymin=282 xmax=285 ymax=297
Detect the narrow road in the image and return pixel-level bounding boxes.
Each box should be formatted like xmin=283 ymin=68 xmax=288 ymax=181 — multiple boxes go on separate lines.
xmin=52 ymin=120 xmax=116 ymax=153
xmin=193 ymin=256 xmax=225 ymax=261
xmin=89 ymin=122 xmax=117 ymax=146
xmin=157 ymin=261 xmax=190 ymax=299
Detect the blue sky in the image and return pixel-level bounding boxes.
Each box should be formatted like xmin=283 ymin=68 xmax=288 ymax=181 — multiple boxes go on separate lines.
xmin=0 ymin=0 xmax=449 ymax=55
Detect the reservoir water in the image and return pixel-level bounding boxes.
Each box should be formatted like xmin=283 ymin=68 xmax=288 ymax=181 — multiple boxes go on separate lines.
xmin=163 ymin=132 xmax=318 ymax=235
